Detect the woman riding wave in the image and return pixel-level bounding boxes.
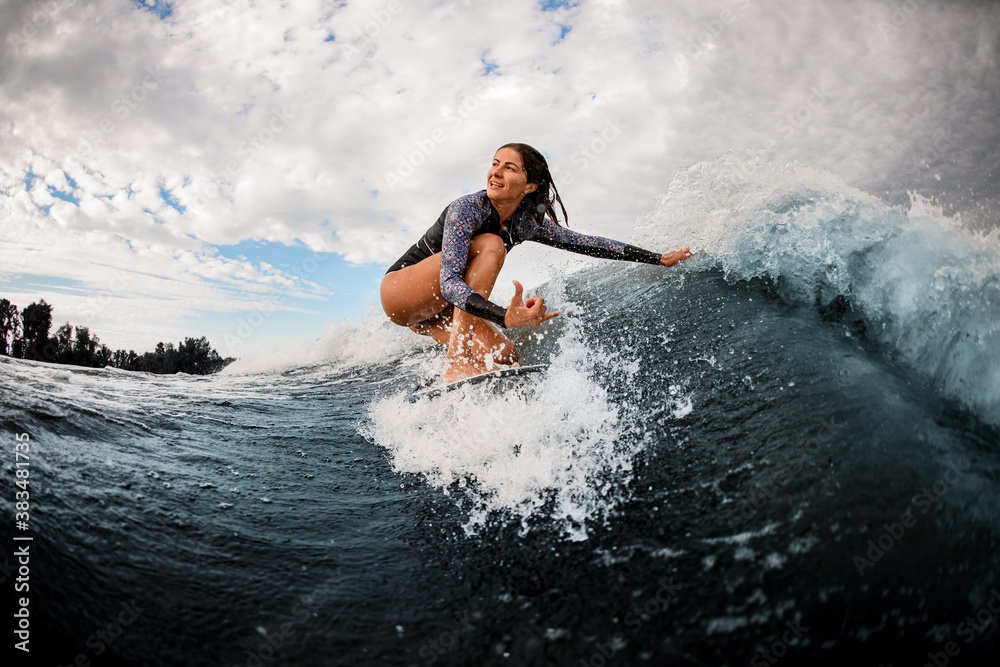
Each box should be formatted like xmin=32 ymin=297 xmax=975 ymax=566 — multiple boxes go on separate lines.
xmin=380 ymin=143 xmax=691 ymax=382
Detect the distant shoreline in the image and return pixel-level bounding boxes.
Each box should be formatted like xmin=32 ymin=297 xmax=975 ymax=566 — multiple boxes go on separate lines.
xmin=0 ymin=297 xmax=233 ymax=375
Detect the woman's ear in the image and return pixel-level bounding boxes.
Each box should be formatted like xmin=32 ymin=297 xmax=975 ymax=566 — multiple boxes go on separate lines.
xmin=523 ymin=182 xmax=538 ymax=195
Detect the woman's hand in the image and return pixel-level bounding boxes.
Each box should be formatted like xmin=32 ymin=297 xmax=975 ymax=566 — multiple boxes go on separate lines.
xmin=504 ymin=280 xmax=561 ymax=328
xmin=660 ymin=247 xmax=692 ymax=267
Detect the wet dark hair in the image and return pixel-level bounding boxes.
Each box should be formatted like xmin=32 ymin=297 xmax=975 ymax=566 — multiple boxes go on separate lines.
xmin=498 ymin=143 xmax=569 ymax=226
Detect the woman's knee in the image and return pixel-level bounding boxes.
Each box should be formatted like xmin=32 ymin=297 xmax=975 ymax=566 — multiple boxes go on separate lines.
xmin=380 ymin=274 xmax=421 ymax=326
xmin=380 ymin=258 xmax=446 ymax=326
xmin=379 ymin=276 xmax=403 ymax=324
xmin=469 ymin=233 xmax=507 ymax=265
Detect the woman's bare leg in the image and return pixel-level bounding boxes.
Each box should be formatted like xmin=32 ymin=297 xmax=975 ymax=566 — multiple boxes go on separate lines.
xmin=409 ymin=306 xmax=453 ymax=346
xmin=379 ymin=234 xmax=517 ymax=380
xmin=443 ymin=235 xmax=518 ymax=382
xmin=411 ymin=305 xmax=516 ymax=366
xmin=380 ymin=255 xmax=449 ymax=327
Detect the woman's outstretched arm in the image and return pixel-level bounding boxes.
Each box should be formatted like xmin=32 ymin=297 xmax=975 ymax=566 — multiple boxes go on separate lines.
xmin=526 ymin=217 xmax=691 ymax=267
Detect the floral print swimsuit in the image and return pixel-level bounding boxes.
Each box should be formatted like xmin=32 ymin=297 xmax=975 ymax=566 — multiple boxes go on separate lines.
xmin=386 ymin=190 xmax=662 ymax=327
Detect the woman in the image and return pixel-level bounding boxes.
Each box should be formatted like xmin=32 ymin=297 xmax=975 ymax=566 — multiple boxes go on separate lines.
xmin=380 ymin=143 xmax=691 ymax=382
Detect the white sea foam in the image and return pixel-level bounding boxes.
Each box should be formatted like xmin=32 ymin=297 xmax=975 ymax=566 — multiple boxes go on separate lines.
xmin=362 ymin=320 xmax=644 ymax=540
xmin=633 ymin=149 xmax=1000 ymax=425
xmin=222 ymin=320 xmax=438 ymax=376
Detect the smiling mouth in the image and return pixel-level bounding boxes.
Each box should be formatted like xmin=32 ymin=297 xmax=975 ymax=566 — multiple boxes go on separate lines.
xmin=489 ymin=180 xmax=504 ymax=188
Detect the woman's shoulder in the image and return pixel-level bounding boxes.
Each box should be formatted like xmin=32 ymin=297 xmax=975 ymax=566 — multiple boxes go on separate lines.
xmin=450 ymin=189 xmax=488 ymax=207
xmin=446 ymin=190 xmax=490 ymax=219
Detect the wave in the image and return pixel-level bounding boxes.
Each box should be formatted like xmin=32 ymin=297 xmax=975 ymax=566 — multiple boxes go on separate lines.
xmin=222 ymin=320 xmax=439 ymax=376
xmin=215 ymin=150 xmax=999 ymax=541
xmin=361 ymin=318 xmax=654 ymax=541
xmin=633 ymin=149 xmax=1000 ymax=426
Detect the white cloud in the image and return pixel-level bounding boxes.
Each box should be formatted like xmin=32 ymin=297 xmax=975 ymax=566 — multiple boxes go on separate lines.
xmin=1 ymin=0 xmax=998 ymax=348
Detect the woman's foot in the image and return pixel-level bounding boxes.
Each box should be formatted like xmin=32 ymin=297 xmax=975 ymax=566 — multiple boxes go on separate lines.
xmin=441 ymin=355 xmax=486 ymax=383
xmin=441 ymin=353 xmax=519 ymax=383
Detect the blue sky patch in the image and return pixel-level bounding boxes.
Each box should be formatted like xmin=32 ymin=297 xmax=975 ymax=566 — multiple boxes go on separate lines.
xmin=25 ymin=170 xmax=80 ymax=206
xmin=214 ymin=239 xmax=387 ymax=325
xmin=4 ymin=273 xmax=87 ymax=296
xmin=159 ymin=186 xmax=186 ymax=214
xmin=48 ymin=186 xmax=80 ymax=206
xmin=481 ymin=57 xmax=499 ymax=76
xmin=131 ymin=0 xmax=173 ymax=19
xmin=538 ymin=1 xmax=574 ymax=44
xmin=540 ymin=0 xmax=576 ymax=11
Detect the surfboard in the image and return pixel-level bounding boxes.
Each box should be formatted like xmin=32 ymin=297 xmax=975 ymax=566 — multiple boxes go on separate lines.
xmin=407 ymin=364 xmax=548 ymax=402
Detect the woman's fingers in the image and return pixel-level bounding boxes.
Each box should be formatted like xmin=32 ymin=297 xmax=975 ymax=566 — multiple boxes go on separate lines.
xmin=511 ymin=280 xmax=524 ymax=306
xmin=526 ymin=298 xmax=560 ymax=324
xmin=660 ymin=247 xmax=692 ymax=267
xmin=505 ymin=282 xmax=561 ymax=327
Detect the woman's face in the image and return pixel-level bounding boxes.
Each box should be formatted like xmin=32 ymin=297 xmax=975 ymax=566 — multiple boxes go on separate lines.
xmin=486 ymin=147 xmax=537 ymax=208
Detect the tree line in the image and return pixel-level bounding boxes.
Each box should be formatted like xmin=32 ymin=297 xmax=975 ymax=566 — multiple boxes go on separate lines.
xmin=0 ymin=298 xmax=233 ymax=375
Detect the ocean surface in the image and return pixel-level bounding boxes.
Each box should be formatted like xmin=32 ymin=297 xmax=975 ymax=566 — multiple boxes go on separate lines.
xmin=3 ymin=154 xmax=999 ymax=666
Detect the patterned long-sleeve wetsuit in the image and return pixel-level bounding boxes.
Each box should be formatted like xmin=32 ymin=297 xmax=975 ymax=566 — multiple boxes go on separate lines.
xmin=386 ymin=190 xmax=662 ymax=327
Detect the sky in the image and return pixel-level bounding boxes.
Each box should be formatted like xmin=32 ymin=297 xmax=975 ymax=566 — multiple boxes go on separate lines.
xmin=1 ymin=0 xmax=998 ymax=357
